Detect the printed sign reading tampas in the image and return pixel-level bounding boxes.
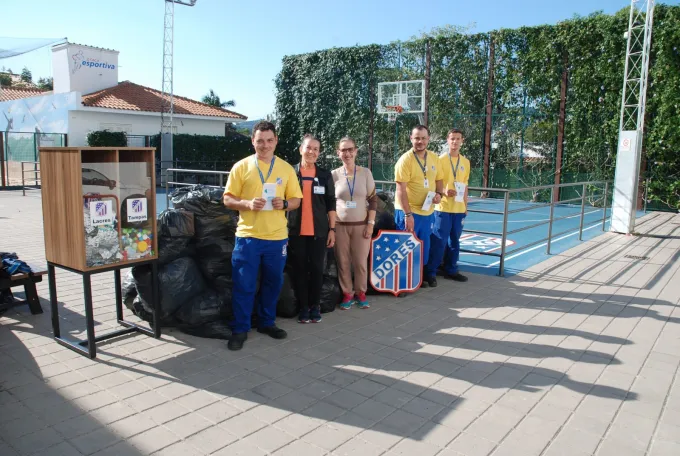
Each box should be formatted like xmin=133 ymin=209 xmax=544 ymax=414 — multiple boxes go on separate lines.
xmin=89 ymin=200 xmax=114 ymax=226
xmin=370 ymin=230 xmax=423 ymax=295
xmin=126 ymin=198 xmax=148 ymax=222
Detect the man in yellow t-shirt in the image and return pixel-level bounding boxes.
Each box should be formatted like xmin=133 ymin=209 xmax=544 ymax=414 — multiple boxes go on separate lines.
xmin=425 ymin=128 xmax=470 ymax=284
xmin=394 ymin=125 xmax=444 ymax=288
xmin=223 ymin=121 xmax=302 ymax=350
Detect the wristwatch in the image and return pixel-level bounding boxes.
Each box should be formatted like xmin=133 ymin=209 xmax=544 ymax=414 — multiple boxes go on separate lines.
xmin=367 ymin=220 xmax=376 ymax=225
xmin=329 ymin=227 xmax=336 ymax=232
xmin=283 ymin=200 xmax=288 ymax=210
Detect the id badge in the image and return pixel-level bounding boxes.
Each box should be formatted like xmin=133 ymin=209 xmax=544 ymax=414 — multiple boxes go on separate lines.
xmin=454 ymin=182 xmax=467 ymax=203
xmin=423 ymin=178 xmax=430 ymax=189
xmin=262 ymin=183 xmax=276 ymax=211
xmin=421 ymin=191 xmax=436 ymax=211
xmin=345 ymin=201 xmax=357 ymax=209
xmin=313 ymin=186 xmax=325 ymax=195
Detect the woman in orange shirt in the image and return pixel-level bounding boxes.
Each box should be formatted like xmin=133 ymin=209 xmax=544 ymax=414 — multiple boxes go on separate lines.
xmin=287 ymin=135 xmax=337 ymax=323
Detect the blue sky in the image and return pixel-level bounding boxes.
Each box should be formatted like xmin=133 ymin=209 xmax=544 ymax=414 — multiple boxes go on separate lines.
xmin=2 ymin=0 xmax=678 ymax=120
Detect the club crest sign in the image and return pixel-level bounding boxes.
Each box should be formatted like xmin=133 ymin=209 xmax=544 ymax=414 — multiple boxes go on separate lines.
xmin=370 ymin=230 xmax=423 ymax=295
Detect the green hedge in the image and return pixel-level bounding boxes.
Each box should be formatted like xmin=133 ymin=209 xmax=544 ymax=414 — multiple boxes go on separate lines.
xmin=87 ymin=130 xmax=127 ymax=147
xmin=149 ymin=132 xmax=253 ymax=169
xmin=275 ymin=5 xmax=680 ymax=210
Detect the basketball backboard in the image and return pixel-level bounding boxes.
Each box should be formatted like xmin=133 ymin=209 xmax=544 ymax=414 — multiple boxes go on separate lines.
xmin=377 ymin=80 xmax=425 ymax=115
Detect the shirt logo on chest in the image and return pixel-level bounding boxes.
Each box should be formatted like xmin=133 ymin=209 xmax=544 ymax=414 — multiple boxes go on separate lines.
xmin=276 ymin=177 xmax=282 ymax=185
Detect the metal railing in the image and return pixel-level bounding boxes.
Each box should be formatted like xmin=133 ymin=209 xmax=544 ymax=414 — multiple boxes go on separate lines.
xmin=376 ymin=179 xmax=611 ymax=276
xmin=166 ymin=170 xmax=611 ymax=277
xmin=21 ymin=161 xmax=41 ymax=196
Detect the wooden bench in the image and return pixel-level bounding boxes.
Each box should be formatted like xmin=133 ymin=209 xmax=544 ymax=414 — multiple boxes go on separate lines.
xmin=0 ymin=263 xmax=46 ymax=315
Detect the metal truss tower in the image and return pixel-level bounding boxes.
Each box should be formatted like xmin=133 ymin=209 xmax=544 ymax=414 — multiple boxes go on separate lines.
xmin=160 ymin=0 xmax=196 ymax=184
xmin=611 ymin=0 xmax=655 ymax=234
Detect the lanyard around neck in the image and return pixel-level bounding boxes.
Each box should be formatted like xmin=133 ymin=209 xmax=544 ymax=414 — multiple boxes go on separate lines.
xmin=344 ymin=166 xmax=357 ymax=201
xmin=449 ymin=155 xmax=461 ymax=181
xmin=413 ymin=151 xmax=428 ymax=177
xmin=255 ymin=155 xmax=276 ymax=184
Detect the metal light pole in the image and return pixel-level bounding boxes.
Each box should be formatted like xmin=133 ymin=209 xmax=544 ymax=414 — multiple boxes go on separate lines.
xmin=611 ymin=0 xmax=655 ymax=234
xmin=160 ymin=0 xmax=197 ymax=185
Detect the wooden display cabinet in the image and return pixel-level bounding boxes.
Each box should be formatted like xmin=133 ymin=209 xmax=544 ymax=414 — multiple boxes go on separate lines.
xmin=39 ymin=147 xmax=158 ymax=271
xmin=38 ymin=146 xmax=160 ymax=359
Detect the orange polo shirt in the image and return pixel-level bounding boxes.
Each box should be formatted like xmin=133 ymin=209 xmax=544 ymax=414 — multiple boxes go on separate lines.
xmin=300 ymin=166 xmax=315 ymax=236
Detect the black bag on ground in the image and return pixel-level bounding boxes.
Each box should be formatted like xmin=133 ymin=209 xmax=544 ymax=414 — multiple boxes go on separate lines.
xmin=320 ymin=276 xmax=341 ymax=313
xmin=276 ymin=271 xmax=298 ymax=318
xmin=158 ymin=209 xmax=195 ymax=238
xmin=174 ymin=287 xmax=230 ymax=327
xmin=122 ymin=269 xmax=138 ymax=310
xmin=322 ymin=248 xmax=338 ymax=278
xmin=171 ymin=185 xmax=235 ymax=219
xmin=194 ymin=214 xmax=238 ymax=241
xmin=373 ymin=191 xmax=396 ymax=236
xmin=194 ymin=238 xmax=234 ymax=280
xmin=177 ymin=320 xmax=232 ymax=340
xmin=132 ymin=257 xmax=206 ymax=323
xmin=157 ymin=209 xmax=195 ymax=265
xmin=130 ymin=296 xmax=154 ymax=323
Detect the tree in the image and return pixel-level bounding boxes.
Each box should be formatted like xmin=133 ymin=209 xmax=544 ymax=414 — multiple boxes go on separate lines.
xmin=0 ymin=73 xmax=11 ymax=87
xmin=37 ymin=77 xmax=53 ymax=90
xmin=21 ymin=67 xmax=32 ymax=83
xmin=201 ymin=89 xmax=235 ymax=108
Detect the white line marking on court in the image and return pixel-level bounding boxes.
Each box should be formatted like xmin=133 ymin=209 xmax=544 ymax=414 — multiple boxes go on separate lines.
xmin=486 ymin=221 xmax=604 ymax=267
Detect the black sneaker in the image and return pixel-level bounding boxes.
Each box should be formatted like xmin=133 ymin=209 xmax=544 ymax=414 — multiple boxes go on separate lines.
xmin=298 ymin=308 xmax=311 ymax=324
xmin=447 ymin=272 xmax=468 ymax=282
xmin=309 ymin=306 xmax=322 ymax=323
xmin=426 ymin=276 xmax=437 ymax=287
xmin=227 ymin=332 xmax=247 ymax=351
xmin=257 ymin=325 xmax=288 ymax=340
xmin=421 ymin=280 xmax=430 ymax=288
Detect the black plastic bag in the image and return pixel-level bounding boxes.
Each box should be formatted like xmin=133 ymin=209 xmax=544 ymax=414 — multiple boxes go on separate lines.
xmin=158 ymin=237 xmax=194 ymax=266
xmin=158 ymin=209 xmax=195 ymax=238
xmin=130 ymin=296 xmax=154 ymax=323
xmin=132 ymin=257 xmax=206 ymax=323
xmin=276 ymin=272 xmax=298 ymax=318
xmin=171 ymin=185 xmax=233 ymax=218
xmin=177 ymin=320 xmax=232 ymax=339
xmin=175 ymin=288 xmax=230 ymax=327
xmin=322 ymin=248 xmax=338 ymax=278
xmin=122 ymin=269 xmax=138 ymax=310
xmin=373 ymin=192 xmax=396 ymax=236
xmin=194 ymin=214 xmax=238 ymax=241
xmin=194 ymin=238 xmax=234 ymax=280
xmin=320 ymin=276 xmax=341 ymax=313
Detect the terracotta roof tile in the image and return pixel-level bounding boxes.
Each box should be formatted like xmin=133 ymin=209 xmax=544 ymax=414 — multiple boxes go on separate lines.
xmin=0 ymin=86 xmax=50 ymax=102
xmin=81 ymin=81 xmax=247 ymax=119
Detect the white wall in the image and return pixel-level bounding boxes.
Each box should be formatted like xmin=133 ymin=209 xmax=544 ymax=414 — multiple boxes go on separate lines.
xmin=52 ymin=43 xmax=119 ymax=95
xmin=68 ymin=109 xmax=228 ymax=146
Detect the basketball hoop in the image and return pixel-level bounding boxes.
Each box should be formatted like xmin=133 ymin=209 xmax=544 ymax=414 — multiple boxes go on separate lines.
xmin=385 ymin=105 xmax=403 ymax=123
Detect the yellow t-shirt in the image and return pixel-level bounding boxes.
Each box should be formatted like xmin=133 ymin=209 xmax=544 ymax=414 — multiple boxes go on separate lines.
xmin=394 ymin=149 xmax=444 ymax=216
xmin=435 ymin=153 xmax=471 ymax=214
xmin=224 ymin=156 xmax=302 ymax=240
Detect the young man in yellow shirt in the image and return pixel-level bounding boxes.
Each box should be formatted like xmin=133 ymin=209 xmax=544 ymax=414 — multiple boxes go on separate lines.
xmin=223 ymin=121 xmax=302 ymax=350
xmin=394 ymin=125 xmax=444 ymax=288
xmin=425 ymin=128 xmax=470 ymax=283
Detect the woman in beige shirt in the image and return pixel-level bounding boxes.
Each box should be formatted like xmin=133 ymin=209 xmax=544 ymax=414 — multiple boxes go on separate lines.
xmin=331 ymin=137 xmax=378 ymax=310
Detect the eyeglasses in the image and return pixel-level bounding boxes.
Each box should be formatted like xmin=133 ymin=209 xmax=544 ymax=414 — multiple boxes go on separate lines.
xmin=339 ymin=148 xmax=355 ymax=153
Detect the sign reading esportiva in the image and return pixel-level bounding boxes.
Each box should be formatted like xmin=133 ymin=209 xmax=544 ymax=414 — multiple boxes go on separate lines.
xmin=81 ymin=59 xmax=115 ymax=70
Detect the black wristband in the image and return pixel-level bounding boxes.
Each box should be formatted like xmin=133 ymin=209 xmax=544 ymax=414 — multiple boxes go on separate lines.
xmin=329 ymin=227 xmax=336 ymax=232
xmin=283 ymin=200 xmax=288 ymax=210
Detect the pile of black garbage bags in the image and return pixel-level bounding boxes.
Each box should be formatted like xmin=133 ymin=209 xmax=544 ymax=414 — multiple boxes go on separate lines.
xmin=121 ymin=185 xmax=407 ymax=340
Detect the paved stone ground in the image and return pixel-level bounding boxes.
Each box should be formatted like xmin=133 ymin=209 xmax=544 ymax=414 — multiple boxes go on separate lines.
xmin=1 ymin=189 xmax=679 ymax=456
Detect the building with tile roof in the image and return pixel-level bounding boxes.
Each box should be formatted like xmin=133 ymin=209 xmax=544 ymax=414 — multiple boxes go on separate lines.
xmin=0 ymin=42 xmax=246 ymax=146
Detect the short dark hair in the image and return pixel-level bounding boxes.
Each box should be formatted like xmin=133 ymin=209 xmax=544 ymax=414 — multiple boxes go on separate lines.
xmin=301 ymin=133 xmax=321 ymax=148
xmin=411 ymin=125 xmax=430 ymax=135
xmin=337 ymin=136 xmax=357 ymax=149
xmin=252 ymin=121 xmax=277 ymax=137
xmin=447 ymin=128 xmax=465 ymax=138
